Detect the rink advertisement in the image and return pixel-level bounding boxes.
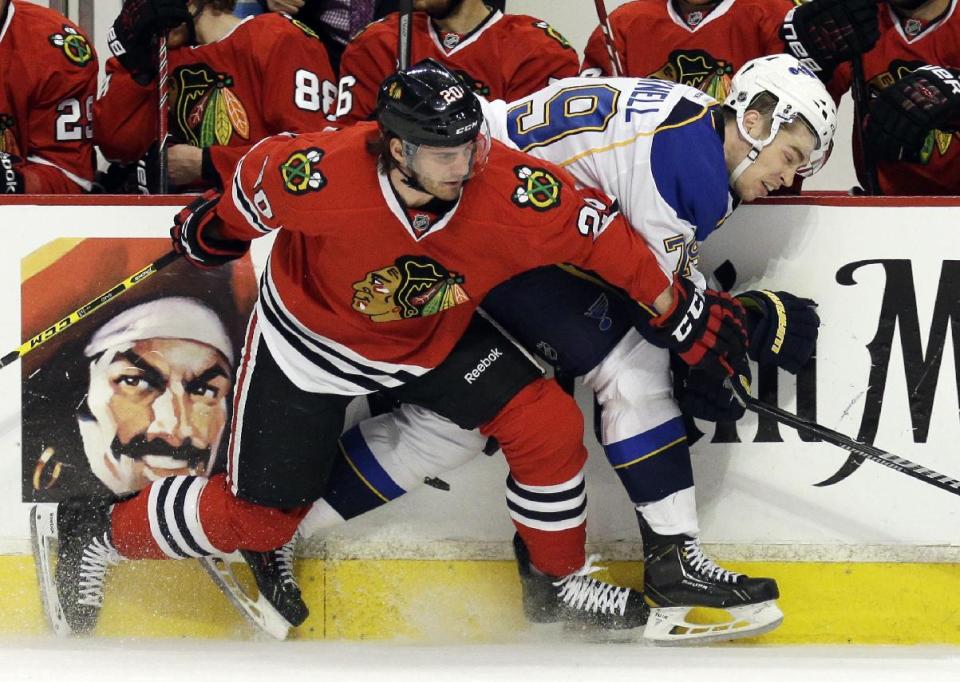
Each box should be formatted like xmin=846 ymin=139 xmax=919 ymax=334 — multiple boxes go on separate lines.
xmin=0 ymin=196 xmax=958 ymax=643
xmin=20 ymin=238 xmax=258 ymax=503
xmin=0 ymin=195 xmax=956 ymax=551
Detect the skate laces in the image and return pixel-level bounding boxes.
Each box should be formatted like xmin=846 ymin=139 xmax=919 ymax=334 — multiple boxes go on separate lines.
xmin=682 ymin=538 xmax=741 ymax=583
xmin=77 ymin=533 xmax=122 ymax=607
xmin=273 ymin=540 xmax=297 ymax=588
xmin=553 ymin=554 xmax=631 ymax=616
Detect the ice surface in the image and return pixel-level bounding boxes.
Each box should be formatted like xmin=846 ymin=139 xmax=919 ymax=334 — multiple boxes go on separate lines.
xmin=1 ymin=637 xmax=957 ymax=682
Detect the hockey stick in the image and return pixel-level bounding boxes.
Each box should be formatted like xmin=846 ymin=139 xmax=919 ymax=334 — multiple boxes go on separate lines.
xmin=397 ymin=0 xmax=413 ymax=72
xmin=0 ymin=250 xmax=180 ymax=371
xmin=157 ymin=34 xmax=170 ymax=194
xmin=592 ymin=0 xmax=624 ymax=77
xmin=851 ymin=55 xmax=880 ymax=195
xmin=727 ymin=374 xmax=960 ymax=498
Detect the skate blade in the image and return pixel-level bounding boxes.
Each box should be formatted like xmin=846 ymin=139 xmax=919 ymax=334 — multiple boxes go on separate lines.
xmin=644 ymin=600 xmax=784 ymax=646
xmin=199 ymin=553 xmax=291 ymax=640
xmin=29 ymin=505 xmax=73 ymax=636
xmin=524 ymin=620 xmax=644 ymax=644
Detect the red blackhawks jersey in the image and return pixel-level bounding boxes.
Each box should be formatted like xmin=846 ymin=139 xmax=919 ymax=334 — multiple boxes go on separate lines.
xmin=335 ymin=10 xmax=579 ymax=125
xmin=217 ymin=124 xmax=669 ymax=395
xmin=581 ymin=0 xmax=794 ymax=101
xmin=94 ymin=13 xmax=336 ymax=186
xmin=831 ymin=1 xmax=960 ymax=195
xmin=0 ymin=0 xmax=96 ymax=192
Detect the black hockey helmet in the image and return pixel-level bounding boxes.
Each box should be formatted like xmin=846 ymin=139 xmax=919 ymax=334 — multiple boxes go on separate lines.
xmin=377 ymin=59 xmax=484 ymax=147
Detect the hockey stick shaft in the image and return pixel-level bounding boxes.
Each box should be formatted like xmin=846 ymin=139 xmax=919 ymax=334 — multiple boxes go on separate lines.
xmin=851 ymin=55 xmax=880 ymax=195
xmin=398 ymin=0 xmax=413 ymax=71
xmin=157 ymin=34 xmax=170 ymax=194
xmin=0 ymin=250 xmax=180 ymax=370
xmin=593 ymin=0 xmax=624 ymax=77
xmin=728 ymin=375 xmax=960 ymax=497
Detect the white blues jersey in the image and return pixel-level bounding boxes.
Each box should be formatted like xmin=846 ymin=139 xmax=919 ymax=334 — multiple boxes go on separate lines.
xmin=483 ymin=77 xmax=735 ymax=288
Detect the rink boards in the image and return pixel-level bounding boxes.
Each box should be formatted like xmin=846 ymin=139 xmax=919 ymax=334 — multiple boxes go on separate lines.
xmin=0 ymin=195 xmax=958 ymax=643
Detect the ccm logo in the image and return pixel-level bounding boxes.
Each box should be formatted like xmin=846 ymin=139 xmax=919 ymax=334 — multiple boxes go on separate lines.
xmin=464 ymin=348 xmax=503 ymax=384
xmin=671 ymin=290 xmax=705 ymax=344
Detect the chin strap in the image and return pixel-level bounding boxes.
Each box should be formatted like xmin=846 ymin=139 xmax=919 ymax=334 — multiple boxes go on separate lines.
xmin=728 ymin=145 xmax=760 ymax=187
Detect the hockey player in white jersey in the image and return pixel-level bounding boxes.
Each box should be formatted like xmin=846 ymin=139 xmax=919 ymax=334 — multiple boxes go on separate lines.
xmin=211 ymin=55 xmax=836 ymax=643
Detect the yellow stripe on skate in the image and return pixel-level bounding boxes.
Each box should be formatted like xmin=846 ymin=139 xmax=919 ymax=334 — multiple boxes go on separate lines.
xmin=1 ymin=556 xmax=958 ymax=643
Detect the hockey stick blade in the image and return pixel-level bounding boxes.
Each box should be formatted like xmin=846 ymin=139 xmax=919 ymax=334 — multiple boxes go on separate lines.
xmin=727 ymin=374 xmax=960 ymax=498
xmin=813 ymin=452 xmax=867 ymax=488
xmin=0 ymin=250 xmax=180 ymax=371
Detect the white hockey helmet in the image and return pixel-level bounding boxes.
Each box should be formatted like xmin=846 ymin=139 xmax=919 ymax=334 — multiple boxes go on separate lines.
xmin=724 ymin=54 xmax=837 ymax=184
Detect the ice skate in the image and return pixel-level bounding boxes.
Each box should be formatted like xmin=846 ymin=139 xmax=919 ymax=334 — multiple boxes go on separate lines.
xmin=638 ymin=514 xmax=783 ymax=645
xmin=514 ymin=533 xmax=649 ymax=631
xmin=30 ymin=501 xmax=122 ymax=636
xmin=201 ymin=534 xmax=307 ymax=640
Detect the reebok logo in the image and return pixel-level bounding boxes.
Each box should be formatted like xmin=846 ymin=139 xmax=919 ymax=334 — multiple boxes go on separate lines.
xmin=464 ymin=348 xmax=503 ymax=384
xmin=1 ymin=154 xmax=18 ymax=193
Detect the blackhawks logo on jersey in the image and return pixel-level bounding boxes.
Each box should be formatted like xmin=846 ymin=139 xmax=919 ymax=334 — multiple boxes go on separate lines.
xmin=870 ymin=61 xmax=959 ymax=164
xmin=280 ymin=147 xmax=326 ymax=194
xmin=533 ymin=21 xmax=573 ymax=50
xmin=48 ymin=25 xmax=93 ymax=67
xmin=512 ymin=165 xmax=561 ymax=211
xmin=352 ymin=256 xmax=470 ymax=323
xmin=650 ymin=50 xmax=732 ymax=101
xmin=0 ymin=114 xmax=18 ymax=156
xmin=172 ymin=65 xmax=251 ymax=148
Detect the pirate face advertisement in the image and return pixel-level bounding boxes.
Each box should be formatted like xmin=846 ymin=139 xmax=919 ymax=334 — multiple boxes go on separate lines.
xmin=22 ymin=238 xmax=258 ymax=502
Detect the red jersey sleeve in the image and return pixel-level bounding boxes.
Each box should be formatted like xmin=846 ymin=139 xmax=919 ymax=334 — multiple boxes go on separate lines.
xmin=532 ymin=180 xmax=670 ymax=307
xmin=336 ymin=22 xmax=394 ymax=126
xmin=501 ymin=20 xmax=579 ymax=100
xmin=217 ymin=132 xmax=335 ymax=241
xmin=21 ymin=37 xmax=98 ymax=192
xmin=93 ymin=58 xmax=157 ymax=163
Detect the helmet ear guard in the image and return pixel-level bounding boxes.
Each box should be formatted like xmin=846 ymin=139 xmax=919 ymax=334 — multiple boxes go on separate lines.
xmin=724 ymin=54 xmax=838 ymax=184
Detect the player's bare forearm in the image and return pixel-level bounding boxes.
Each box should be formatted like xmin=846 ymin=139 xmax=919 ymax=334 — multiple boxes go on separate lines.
xmin=652 ymin=284 xmax=674 ymax=314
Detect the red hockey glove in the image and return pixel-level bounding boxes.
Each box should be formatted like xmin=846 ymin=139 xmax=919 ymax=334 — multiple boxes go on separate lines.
xmin=171 ymin=189 xmax=249 ymax=269
xmin=645 ymin=276 xmax=749 ymax=380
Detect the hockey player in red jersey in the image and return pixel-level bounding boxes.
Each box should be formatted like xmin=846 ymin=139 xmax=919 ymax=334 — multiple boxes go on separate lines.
xmin=582 ymin=0 xmax=879 ymax=99
xmin=827 ymin=0 xmax=960 ymax=195
xmin=33 ymin=60 xmax=750 ymax=637
xmin=0 ymin=0 xmax=97 ymax=193
xmin=95 ymin=0 xmax=337 ymax=192
xmin=582 ymin=0 xmax=794 ymax=98
xmin=335 ymin=0 xmax=579 ymax=125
